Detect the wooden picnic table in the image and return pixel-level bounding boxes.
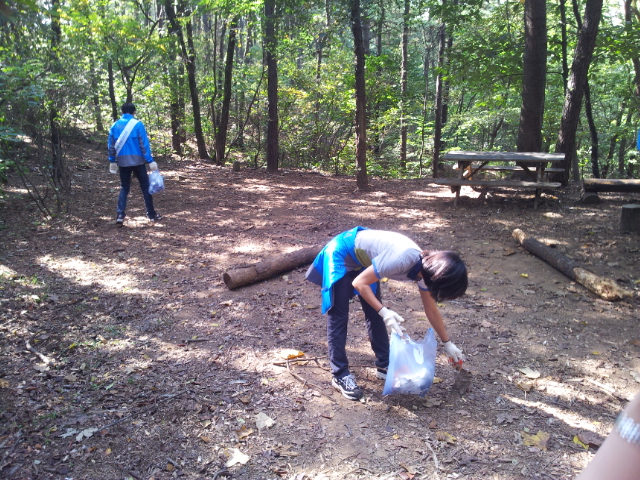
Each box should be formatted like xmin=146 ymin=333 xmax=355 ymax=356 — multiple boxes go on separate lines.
xmin=435 ymin=151 xmax=565 ymax=208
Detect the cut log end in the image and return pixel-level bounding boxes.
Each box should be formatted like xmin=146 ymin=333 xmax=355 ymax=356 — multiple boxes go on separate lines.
xmin=620 ymin=204 xmax=640 ymax=234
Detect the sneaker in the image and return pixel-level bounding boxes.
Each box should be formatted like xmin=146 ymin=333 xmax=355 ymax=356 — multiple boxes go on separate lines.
xmin=149 ymin=214 xmax=162 ymax=222
xmin=116 ymin=215 xmax=125 ymax=226
xmin=375 ymin=367 xmax=387 ymax=380
xmin=331 ymin=374 xmax=363 ymax=400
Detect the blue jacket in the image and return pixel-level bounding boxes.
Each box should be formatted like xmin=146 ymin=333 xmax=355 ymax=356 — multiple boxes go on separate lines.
xmin=306 ymin=226 xmax=378 ymax=314
xmin=637 ymin=129 xmax=640 ymax=151
xmin=108 ymin=114 xmax=153 ymax=167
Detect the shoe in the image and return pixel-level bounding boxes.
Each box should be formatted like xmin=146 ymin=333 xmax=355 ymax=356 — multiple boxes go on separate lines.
xmin=375 ymin=367 xmax=387 ymax=380
xmin=116 ymin=215 xmax=125 ymax=226
xmin=331 ymin=374 xmax=363 ymax=400
xmin=150 ymin=214 xmax=162 ymax=222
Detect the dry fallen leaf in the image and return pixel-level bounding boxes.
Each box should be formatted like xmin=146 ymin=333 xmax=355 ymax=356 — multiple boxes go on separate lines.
xmin=236 ymin=425 xmax=254 ymax=440
xmin=256 ymin=412 xmax=275 ymax=430
xmin=225 ymin=448 xmax=250 ymax=467
xmin=516 ymin=380 xmax=535 ymax=392
xmin=423 ymin=398 xmax=442 ymax=408
xmin=0 ymin=379 xmax=9 ymax=388
xmin=199 ymin=435 xmax=211 ymax=443
xmin=519 ymin=367 xmax=541 ymax=379
xmin=435 ymin=431 xmax=457 ymax=444
xmin=522 ymin=430 xmax=550 ymax=450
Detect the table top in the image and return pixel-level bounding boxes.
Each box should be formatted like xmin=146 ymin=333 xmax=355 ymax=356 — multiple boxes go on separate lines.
xmin=441 ymin=151 xmax=565 ymax=162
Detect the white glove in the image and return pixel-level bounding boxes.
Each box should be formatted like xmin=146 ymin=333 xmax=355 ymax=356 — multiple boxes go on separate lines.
xmin=109 ymin=162 xmax=118 ymax=174
xmin=148 ymin=161 xmax=158 ymax=172
xmin=378 ymin=307 xmax=406 ymax=337
xmin=443 ymin=340 xmax=465 ymax=365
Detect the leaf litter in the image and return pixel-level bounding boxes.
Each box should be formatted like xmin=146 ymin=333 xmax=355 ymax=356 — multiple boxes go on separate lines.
xmin=0 ymin=144 xmax=638 ymax=479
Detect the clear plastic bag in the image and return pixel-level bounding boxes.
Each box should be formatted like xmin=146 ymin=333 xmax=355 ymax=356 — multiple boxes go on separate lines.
xmin=148 ymin=170 xmax=165 ymax=195
xmin=382 ymin=328 xmax=437 ymax=396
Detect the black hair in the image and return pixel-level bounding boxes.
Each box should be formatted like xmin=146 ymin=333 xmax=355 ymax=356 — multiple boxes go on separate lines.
xmin=121 ymin=102 xmax=136 ymax=114
xmin=420 ymin=251 xmax=468 ymax=302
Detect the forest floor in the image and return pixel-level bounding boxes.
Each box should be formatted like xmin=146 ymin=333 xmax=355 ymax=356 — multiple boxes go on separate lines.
xmin=0 ymin=136 xmax=639 ymax=480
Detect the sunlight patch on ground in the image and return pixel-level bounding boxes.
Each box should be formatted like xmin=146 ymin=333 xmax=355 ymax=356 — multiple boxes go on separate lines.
xmin=0 ymin=264 xmax=18 ymax=277
xmin=543 ymin=212 xmax=564 ymax=219
xmin=38 ymin=254 xmax=154 ymax=294
xmin=504 ymin=395 xmax=606 ymax=431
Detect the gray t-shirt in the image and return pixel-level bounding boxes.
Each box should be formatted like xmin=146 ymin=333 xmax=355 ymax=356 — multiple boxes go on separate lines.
xmin=345 ymin=230 xmax=428 ymax=290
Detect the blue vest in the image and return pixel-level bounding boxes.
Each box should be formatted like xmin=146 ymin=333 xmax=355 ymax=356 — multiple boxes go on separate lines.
xmin=306 ymin=226 xmax=378 ymax=314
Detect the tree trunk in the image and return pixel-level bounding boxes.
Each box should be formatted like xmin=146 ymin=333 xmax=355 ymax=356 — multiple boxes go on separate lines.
xmin=433 ymin=21 xmax=446 ymax=177
xmin=583 ymin=82 xmax=599 ymax=178
xmin=90 ymin=57 xmax=104 ymax=132
xmin=165 ymin=0 xmax=209 ymax=160
xmin=265 ymin=0 xmax=279 ymax=172
xmin=49 ymin=0 xmax=64 ymax=188
xmin=107 ymin=59 xmax=118 ymax=122
xmin=512 ymin=228 xmax=632 ymax=301
xmin=559 ymin=0 xmax=569 ymax=92
xmin=223 ymin=245 xmax=323 ymax=290
xmin=351 ymin=0 xmax=368 ymax=191
xmin=516 ymin=0 xmax=546 ymax=152
xmin=554 ymin=0 xmax=603 ymax=184
xmin=214 ymin=16 xmax=238 ymax=166
xmin=624 ymin=0 xmax=640 ymax=114
xmin=399 ymin=0 xmax=409 ymax=172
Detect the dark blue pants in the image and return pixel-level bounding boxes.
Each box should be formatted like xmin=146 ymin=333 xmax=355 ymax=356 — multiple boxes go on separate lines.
xmin=327 ymin=270 xmax=389 ymax=379
xmin=117 ymin=163 xmax=156 ymax=219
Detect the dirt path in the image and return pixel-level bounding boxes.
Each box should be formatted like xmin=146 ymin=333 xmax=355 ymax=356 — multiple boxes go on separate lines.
xmin=0 ymin=139 xmax=639 ymax=480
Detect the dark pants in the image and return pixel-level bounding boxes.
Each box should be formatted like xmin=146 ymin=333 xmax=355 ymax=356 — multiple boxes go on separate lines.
xmin=327 ymin=270 xmax=389 ymax=379
xmin=117 ymin=164 xmax=156 ymax=219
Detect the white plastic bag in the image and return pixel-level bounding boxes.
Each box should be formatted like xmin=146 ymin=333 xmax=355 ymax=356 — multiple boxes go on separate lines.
xmin=382 ymin=329 xmax=437 ymax=396
xmin=148 ymin=169 xmax=165 ymax=195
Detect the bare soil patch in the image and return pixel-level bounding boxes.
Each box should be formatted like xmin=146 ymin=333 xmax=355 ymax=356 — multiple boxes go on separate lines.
xmin=0 ymin=138 xmax=639 ymax=480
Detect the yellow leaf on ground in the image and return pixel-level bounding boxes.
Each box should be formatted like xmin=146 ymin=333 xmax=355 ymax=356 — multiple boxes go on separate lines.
xmin=522 ymin=430 xmax=550 ymax=450
xmin=280 ymin=349 xmax=305 ymax=360
xmin=435 ymin=431 xmax=457 ymax=444
xmin=520 ymin=273 xmax=529 ymax=278
xmin=573 ymin=435 xmax=589 ymax=450
xmin=432 ymin=377 xmax=442 ymax=384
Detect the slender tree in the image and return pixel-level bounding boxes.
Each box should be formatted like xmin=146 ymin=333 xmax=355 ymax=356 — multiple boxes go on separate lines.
xmin=351 ymin=0 xmax=368 ymax=191
xmin=165 ymin=0 xmax=210 ymax=160
xmin=265 ymin=0 xmax=279 ymax=171
xmin=214 ymin=16 xmax=239 ymax=165
xmin=399 ymin=0 xmax=410 ymax=171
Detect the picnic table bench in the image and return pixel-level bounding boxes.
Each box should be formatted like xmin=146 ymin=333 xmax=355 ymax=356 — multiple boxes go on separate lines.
xmin=435 ymin=151 xmax=565 ymax=208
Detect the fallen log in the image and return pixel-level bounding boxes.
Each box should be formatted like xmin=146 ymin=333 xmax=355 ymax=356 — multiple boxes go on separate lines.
xmin=512 ymin=228 xmax=634 ymax=301
xmin=583 ymin=178 xmax=640 ymax=193
xmin=223 ymin=244 xmax=323 ymax=290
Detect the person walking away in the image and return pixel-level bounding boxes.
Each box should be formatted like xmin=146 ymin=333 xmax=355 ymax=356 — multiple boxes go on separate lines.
xmin=108 ymin=102 xmax=160 ymax=226
xmin=306 ymin=227 xmax=468 ymax=400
